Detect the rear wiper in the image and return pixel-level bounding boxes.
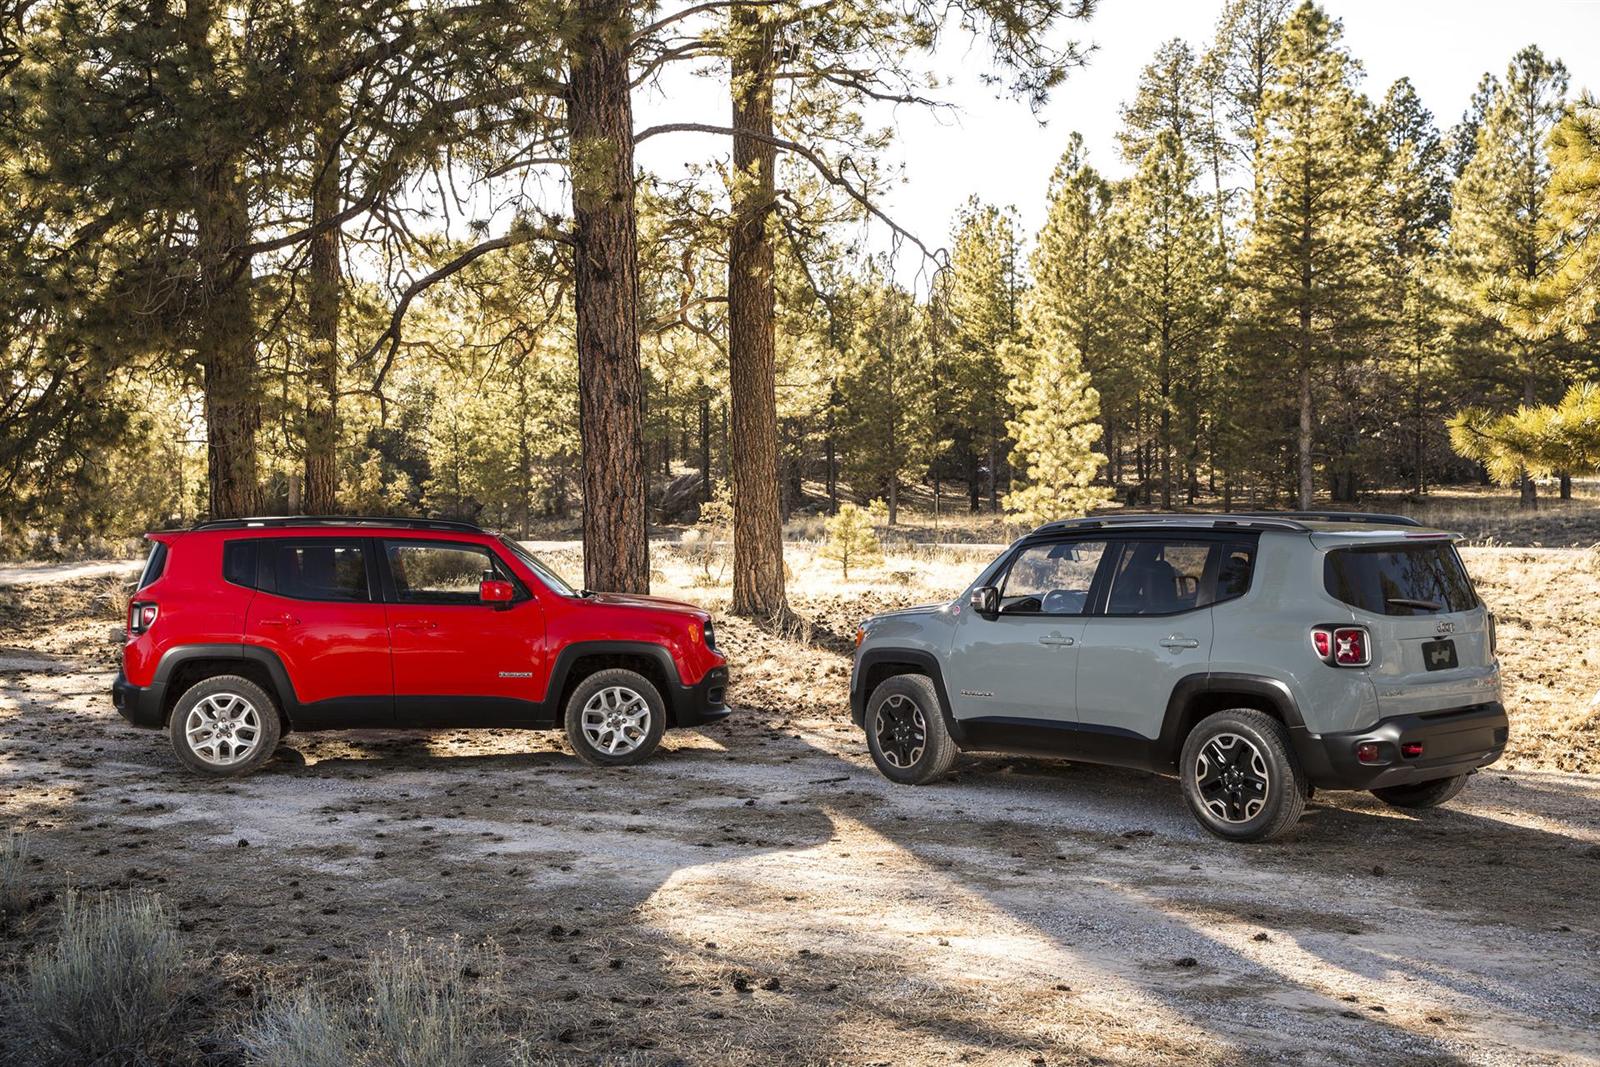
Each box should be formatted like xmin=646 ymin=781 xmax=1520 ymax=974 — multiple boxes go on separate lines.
xmin=1386 ymin=597 xmax=1444 ymax=611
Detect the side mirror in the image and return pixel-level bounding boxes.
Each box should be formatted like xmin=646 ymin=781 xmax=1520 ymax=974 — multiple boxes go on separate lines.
xmin=969 ymin=585 xmax=999 ymax=616
xmin=480 ymin=579 xmax=515 ymax=607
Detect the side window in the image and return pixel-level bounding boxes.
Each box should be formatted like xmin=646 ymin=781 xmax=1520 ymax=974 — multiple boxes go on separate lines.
xmin=269 ymin=541 xmax=371 ymax=602
xmin=998 ymin=540 xmax=1107 ymax=615
xmin=222 ymin=540 xmax=258 ymax=590
xmin=385 ymin=541 xmax=508 ymax=604
xmin=1214 ymin=540 xmax=1257 ymax=603
xmin=1105 ymin=540 xmax=1215 ymax=616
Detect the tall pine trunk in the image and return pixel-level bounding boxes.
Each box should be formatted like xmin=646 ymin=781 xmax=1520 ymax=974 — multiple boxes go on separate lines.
xmin=304 ymin=124 xmax=341 ymax=513
xmin=197 ymin=158 xmax=259 ymax=519
xmin=726 ymin=6 xmax=787 ymax=618
xmin=568 ymin=0 xmax=649 ymax=592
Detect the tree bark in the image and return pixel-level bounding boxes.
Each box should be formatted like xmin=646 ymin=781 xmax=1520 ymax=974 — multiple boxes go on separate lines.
xmin=197 ymin=158 xmax=260 ymax=519
xmin=304 ymin=122 xmax=341 ymax=514
xmin=726 ymin=5 xmax=788 ymax=618
xmin=568 ymin=0 xmax=649 ymax=592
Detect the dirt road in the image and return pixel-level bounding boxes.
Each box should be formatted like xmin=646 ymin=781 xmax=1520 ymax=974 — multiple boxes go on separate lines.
xmin=2 ymin=575 xmax=1598 ymax=1065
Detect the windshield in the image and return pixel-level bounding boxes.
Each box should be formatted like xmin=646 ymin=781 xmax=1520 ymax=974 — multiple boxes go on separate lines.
xmin=497 ymin=536 xmax=579 ymax=597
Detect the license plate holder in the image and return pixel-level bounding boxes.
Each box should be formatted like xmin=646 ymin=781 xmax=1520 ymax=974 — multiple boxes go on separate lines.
xmin=1421 ymin=638 xmax=1458 ymax=671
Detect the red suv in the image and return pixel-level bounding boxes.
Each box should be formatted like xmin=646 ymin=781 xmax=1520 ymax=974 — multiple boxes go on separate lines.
xmin=112 ymin=517 xmax=729 ymax=775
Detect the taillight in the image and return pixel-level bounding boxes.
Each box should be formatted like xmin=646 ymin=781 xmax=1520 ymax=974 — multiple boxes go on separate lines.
xmin=1487 ymin=613 xmax=1497 ymax=657
xmin=1311 ymin=625 xmax=1370 ymax=667
xmin=129 ymin=601 xmax=158 ymax=634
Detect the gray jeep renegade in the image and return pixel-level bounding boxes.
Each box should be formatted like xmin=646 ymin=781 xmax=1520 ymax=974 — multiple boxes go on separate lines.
xmin=850 ymin=512 xmax=1508 ymax=842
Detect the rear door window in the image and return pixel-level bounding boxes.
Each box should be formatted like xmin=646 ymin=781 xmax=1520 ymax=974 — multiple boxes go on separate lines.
xmin=1324 ymin=543 xmax=1477 ymax=615
xmin=267 ymin=540 xmax=373 ymax=602
xmin=1104 ymin=540 xmax=1215 ymax=615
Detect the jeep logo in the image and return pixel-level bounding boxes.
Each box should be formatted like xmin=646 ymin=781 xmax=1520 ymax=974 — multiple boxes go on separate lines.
xmin=1435 ymin=621 xmax=1456 ymax=634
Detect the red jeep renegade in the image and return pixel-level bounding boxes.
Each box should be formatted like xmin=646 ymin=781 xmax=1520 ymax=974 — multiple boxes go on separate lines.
xmin=112 ymin=517 xmax=729 ymax=775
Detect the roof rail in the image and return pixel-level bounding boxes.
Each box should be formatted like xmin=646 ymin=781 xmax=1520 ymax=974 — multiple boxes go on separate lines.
xmin=1029 ymin=513 xmax=1310 ymax=535
xmin=1233 ymin=511 xmax=1422 ymax=528
xmin=189 ymin=515 xmax=485 ymax=533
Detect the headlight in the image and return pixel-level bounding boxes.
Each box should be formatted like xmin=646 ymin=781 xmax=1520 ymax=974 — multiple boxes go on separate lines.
xmin=703 ymin=619 xmax=717 ymax=651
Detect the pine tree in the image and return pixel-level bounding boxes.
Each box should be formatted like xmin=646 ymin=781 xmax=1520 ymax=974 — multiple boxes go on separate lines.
xmin=1233 ymin=1 xmax=1382 ymax=509
xmin=1374 ymin=78 xmax=1452 ymax=495
xmin=1001 ymin=338 xmax=1114 ymax=527
xmin=818 ymin=502 xmax=882 ymax=578
xmin=1531 ymin=95 xmax=1600 ymax=340
xmin=1445 ymin=46 xmax=1571 ymax=506
xmin=1120 ymin=126 xmax=1223 ymax=508
xmin=837 ymin=278 xmax=937 ymax=526
xmin=1026 ymin=136 xmax=1127 ymax=484
xmin=946 ymin=199 xmax=1026 ymax=512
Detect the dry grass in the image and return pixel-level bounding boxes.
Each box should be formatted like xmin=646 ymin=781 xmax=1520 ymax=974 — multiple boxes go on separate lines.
xmin=242 ymin=935 xmax=505 ymax=1067
xmin=0 ymin=831 xmax=29 ymax=916
xmin=2 ymin=890 xmax=193 ymax=1067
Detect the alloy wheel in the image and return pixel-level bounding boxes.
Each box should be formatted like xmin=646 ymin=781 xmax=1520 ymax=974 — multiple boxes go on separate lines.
xmin=1194 ymin=731 xmax=1271 ymax=823
xmin=580 ymin=686 xmax=652 ymax=756
xmin=875 ymin=693 xmax=927 ymax=768
xmin=184 ymin=693 xmax=264 ymax=767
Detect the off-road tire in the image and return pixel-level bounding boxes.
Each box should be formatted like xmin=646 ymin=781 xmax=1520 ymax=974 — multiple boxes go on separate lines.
xmin=564 ymin=668 xmax=667 ymax=767
xmin=864 ymin=674 xmax=958 ymax=785
xmin=1372 ymin=772 xmax=1469 ymax=809
xmin=1180 ymin=708 xmax=1306 ymax=843
xmin=168 ymin=675 xmax=282 ymax=777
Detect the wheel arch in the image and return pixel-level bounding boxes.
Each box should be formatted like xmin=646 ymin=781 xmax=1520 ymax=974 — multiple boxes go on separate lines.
xmin=1157 ymin=673 xmax=1305 ymax=773
xmin=852 ymin=648 xmax=966 ymax=745
xmin=549 ymin=641 xmax=680 ymax=725
xmin=153 ymin=644 xmax=299 ymax=731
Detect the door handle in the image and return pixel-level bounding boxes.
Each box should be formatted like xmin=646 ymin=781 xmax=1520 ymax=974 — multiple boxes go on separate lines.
xmin=258 ymin=614 xmax=300 ymax=629
xmin=393 ymin=620 xmax=437 ymax=632
xmin=1159 ymin=635 xmax=1200 ymax=650
xmin=1038 ymin=634 xmax=1075 ymax=647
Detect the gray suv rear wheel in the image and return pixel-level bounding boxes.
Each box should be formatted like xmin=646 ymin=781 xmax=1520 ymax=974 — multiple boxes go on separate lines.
xmin=865 ymin=675 xmax=957 ymax=785
xmin=1180 ymin=709 xmax=1306 ymax=842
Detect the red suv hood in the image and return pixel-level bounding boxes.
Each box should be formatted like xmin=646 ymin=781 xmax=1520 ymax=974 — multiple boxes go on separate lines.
xmin=583 ymin=591 xmax=705 ymax=616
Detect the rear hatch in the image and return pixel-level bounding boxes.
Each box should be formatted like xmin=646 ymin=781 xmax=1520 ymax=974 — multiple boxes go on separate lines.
xmin=1319 ymin=535 xmax=1500 ymax=718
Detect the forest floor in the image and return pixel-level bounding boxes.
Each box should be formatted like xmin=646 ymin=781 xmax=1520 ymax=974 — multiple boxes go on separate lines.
xmin=1 ymin=534 xmax=1598 ymax=1065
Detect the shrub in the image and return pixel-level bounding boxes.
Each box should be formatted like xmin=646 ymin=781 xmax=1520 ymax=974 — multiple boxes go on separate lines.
xmin=240 ymin=985 xmax=356 ymax=1067
xmin=5 ymin=890 xmax=190 ymax=1066
xmin=818 ymin=502 xmax=883 ymax=578
xmin=0 ymin=831 xmax=29 ymax=915
xmin=367 ymin=934 xmax=491 ymax=1067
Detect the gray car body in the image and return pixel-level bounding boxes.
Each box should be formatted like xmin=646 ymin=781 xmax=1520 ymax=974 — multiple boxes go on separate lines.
xmin=850 ymin=515 xmax=1507 ymax=791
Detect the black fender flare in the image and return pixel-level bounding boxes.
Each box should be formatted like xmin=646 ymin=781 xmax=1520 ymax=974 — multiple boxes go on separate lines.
xmin=1156 ymin=671 xmax=1308 ymax=772
xmin=546 ymin=640 xmax=687 ymax=722
xmin=851 ymin=648 xmax=966 ymax=746
xmin=150 ymin=643 xmax=302 ymax=721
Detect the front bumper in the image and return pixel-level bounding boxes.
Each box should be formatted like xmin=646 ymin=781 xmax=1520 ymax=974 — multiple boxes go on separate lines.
xmin=112 ymin=670 xmax=167 ymax=728
xmin=669 ymin=665 xmax=731 ymax=727
xmin=1293 ymin=702 xmax=1508 ymax=790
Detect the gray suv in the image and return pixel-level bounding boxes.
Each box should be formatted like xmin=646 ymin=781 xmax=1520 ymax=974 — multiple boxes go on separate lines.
xmin=850 ymin=513 xmax=1508 ymax=841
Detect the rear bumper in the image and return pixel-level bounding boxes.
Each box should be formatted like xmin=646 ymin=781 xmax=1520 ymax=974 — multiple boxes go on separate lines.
xmin=1293 ymin=702 xmax=1508 ymax=790
xmin=669 ymin=666 xmax=731 ymax=728
xmin=112 ymin=670 xmax=166 ymax=728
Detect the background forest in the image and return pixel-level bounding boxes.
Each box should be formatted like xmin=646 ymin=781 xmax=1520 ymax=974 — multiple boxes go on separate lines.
xmin=2 ymin=0 xmax=1599 ymax=610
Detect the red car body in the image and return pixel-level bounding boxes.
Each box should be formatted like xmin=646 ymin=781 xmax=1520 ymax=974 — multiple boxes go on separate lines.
xmin=113 ymin=518 xmax=728 ymax=736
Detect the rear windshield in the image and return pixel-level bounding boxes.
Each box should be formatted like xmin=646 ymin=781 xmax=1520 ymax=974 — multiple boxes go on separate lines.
xmin=1324 ymin=542 xmax=1478 ymax=616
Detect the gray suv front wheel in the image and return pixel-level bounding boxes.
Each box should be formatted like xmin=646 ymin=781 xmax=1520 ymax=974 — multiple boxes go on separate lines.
xmin=1180 ymin=709 xmax=1307 ymax=842
xmin=865 ymin=675 xmax=957 ymax=785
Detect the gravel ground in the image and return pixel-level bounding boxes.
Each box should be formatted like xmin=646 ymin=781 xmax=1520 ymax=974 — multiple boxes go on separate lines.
xmin=1 ymin=575 xmax=1598 ymax=1065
